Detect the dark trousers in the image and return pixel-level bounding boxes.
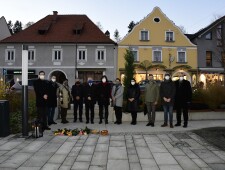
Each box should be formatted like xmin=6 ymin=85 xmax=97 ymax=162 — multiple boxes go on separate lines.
xmin=163 ymin=105 xmax=173 ymax=124
xmin=61 ymin=107 xmax=68 ymax=122
xmin=176 ymin=103 xmax=189 ymax=125
xmin=85 ymin=103 xmax=94 ymax=122
xmin=131 ymin=112 xmax=137 ymax=123
xmin=74 ymin=101 xmax=83 ymax=121
xmin=114 ymin=106 xmax=122 ymax=123
xmin=99 ymin=104 xmax=109 ymax=121
xmin=48 ymin=107 xmax=55 ymax=124
xmin=146 ymin=102 xmax=156 ymax=124
xmin=37 ymin=107 xmax=48 ymax=128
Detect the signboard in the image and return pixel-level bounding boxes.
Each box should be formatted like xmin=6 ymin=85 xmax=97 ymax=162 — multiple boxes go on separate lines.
xmin=6 ymin=70 xmax=36 ymax=75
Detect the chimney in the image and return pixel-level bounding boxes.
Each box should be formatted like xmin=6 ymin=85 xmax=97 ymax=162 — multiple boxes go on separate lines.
xmin=52 ymin=11 xmax=58 ymax=23
xmin=105 ymin=30 xmax=110 ymax=37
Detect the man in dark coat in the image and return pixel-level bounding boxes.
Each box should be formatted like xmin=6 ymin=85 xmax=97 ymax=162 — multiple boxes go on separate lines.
xmin=174 ymin=72 xmax=192 ymax=128
xmin=97 ymin=75 xmax=111 ymax=124
xmin=160 ymin=73 xmax=176 ymax=128
xmin=47 ymin=75 xmax=59 ymax=125
xmin=71 ymin=79 xmax=84 ymax=122
xmin=83 ymin=77 xmax=96 ymax=124
xmin=127 ymin=78 xmax=140 ymax=125
xmin=33 ymin=71 xmax=50 ymax=130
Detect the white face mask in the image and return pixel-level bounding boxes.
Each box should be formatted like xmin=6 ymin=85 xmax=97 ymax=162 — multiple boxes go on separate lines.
xmin=165 ymin=76 xmax=170 ymax=80
xmin=89 ymin=83 xmax=92 ymax=86
xmin=39 ymin=75 xmax=45 ymax=80
xmin=179 ymin=77 xmax=184 ymax=81
xmin=51 ymin=78 xmax=56 ymax=82
xmin=102 ymin=78 xmax=106 ymax=83
xmin=131 ymin=81 xmax=135 ymax=85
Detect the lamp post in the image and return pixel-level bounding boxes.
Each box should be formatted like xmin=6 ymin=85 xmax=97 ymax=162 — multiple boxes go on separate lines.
xmin=22 ymin=45 xmax=29 ymax=137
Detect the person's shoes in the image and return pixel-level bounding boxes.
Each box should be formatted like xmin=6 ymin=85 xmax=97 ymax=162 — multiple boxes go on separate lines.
xmin=73 ymin=119 xmax=77 ymax=123
xmin=86 ymin=121 xmax=89 ymax=124
xmin=91 ymin=121 xmax=94 ymax=124
xmin=146 ymin=122 xmax=151 ymax=126
xmin=44 ymin=126 xmax=51 ymax=130
xmin=151 ymin=123 xmax=154 ymax=127
xmin=170 ymin=123 xmax=174 ymax=128
xmin=114 ymin=121 xmax=118 ymax=124
xmin=161 ymin=123 xmax=168 ymax=127
xmin=48 ymin=122 xmax=52 ymax=126
xmin=183 ymin=124 xmax=187 ymax=128
xmin=105 ymin=120 xmax=108 ymax=124
xmin=79 ymin=119 xmax=83 ymax=122
xmin=52 ymin=121 xmax=57 ymax=124
xmin=175 ymin=123 xmax=181 ymax=127
xmin=117 ymin=122 xmax=122 ymax=125
xmin=131 ymin=122 xmax=136 ymax=125
xmin=99 ymin=120 xmax=102 ymax=124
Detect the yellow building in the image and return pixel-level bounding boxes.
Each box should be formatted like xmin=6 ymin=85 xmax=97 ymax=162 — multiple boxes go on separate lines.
xmin=118 ymin=7 xmax=197 ymax=86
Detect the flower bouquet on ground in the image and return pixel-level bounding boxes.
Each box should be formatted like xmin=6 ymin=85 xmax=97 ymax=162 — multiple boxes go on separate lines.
xmin=53 ymin=126 xmax=94 ymax=136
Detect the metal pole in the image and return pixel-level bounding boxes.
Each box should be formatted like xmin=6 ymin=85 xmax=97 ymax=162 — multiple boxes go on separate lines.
xmin=22 ymin=45 xmax=29 ymax=137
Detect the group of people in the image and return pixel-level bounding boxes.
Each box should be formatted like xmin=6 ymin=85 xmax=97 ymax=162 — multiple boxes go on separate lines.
xmin=33 ymin=70 xmax=192 ymax=131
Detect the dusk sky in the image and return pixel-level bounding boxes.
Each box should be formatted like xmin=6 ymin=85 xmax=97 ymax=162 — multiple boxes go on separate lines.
xmin=1 ymin=0 xmax=225 ymax=40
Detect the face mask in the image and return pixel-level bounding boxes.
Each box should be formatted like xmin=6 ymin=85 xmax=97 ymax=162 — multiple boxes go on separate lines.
xmin=115 ymin=81 xmax=120 ymax=85
xmin=165 ymin=76 xmax=170 ymax=80
xmin=88 ymin=80 xmax=93 ymax=84
xmin=89 ymin=83 xmax=92 ymax=86
xmin=131 ymin=81 xmax=135 ymax=85
xmin=39 ymin=75 xmax=45 ymax=80
xmin=102 ymin=78 xmax=106 ymax=83
xmin=51 ymin=78 xmax=56 ymax=82
xmin=179 ymin=77 xmax=184 ymax=81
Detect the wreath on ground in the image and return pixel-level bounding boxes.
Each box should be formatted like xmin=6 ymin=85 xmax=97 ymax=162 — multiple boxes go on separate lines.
xmin=53 ymin=126 xmax=101 ymax=136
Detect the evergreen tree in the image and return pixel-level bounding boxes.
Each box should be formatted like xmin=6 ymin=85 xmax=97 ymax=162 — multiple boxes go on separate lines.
xmin=123 ymin=49 xmax=135 ymax=97
xmin=114 ymin=29 xmax=121 ymax=42
xmin=13 ymin=20 xmax=22 ymax=34
xmin=128 ymin=21 xmax=136 ymax=33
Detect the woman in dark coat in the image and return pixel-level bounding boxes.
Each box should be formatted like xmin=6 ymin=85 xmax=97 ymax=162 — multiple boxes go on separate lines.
xmin=97 ymin=75 xmax=111 ymax=124
xmin=160 ymin=73 xmax=176 ymax=128
xmin=127 ymin=78 xmax=140 ymax=125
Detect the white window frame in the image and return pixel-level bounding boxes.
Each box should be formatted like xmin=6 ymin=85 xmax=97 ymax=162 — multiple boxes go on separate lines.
xmin=152 ymin=50 xmax=162 ymax=62
xmin=52 ymin=49 xmax=63 ymax=61
xmin=28 ymin=49 xmax=36 ymax=61
xmin=5 ymin=49 xmax=15 ymax=62
xmin=139 ymin=30 xmax=149 ymax=41
xmin=165 ymin=31 xmax=174 ymax=42
xmin=77 ymin=49 xmax=87 ymax=61
xmin=177 ymin=51 xmax=186 ymax=63
xmin=131 ymin=50 xmax=139 ymax=62
xmin=95 ymin=49 xmax=106 ymax=62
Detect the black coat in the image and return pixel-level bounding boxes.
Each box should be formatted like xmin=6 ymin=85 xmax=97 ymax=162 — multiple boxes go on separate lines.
xmin=83 ymin=84 xmax=96 ymax=105
xmin=47 ymin=81 xmax=59 ymax=107
xmin=71 ymin=83 xmax=84 ymax=104
xmin=175 ymin=80 xmax=192 ymax=105
xmin=33 ymin=79 xmax=49 ymax=107
xmin=97 ymin=82 xmax=111 ymax=105
xmin=160 ymin=80 xmax=176 ymax=106
xmin=127 ymin=84 xmax=140 ymax=112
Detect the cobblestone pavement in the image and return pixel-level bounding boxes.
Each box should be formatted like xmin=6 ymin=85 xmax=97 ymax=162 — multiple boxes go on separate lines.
xmin=0 ymin=120 xmax=225 ymax=170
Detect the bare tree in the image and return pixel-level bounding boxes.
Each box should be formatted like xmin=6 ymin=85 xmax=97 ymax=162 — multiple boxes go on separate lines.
xmin=114 ymin=29 xmax=121 ymax=42
xmin=179 ymin=25 xmax=187 ymax=34
xmin=96 ymin=22 xmax=104 ymax=32
xmin=24 ymin=21 xmax=34 ymax=29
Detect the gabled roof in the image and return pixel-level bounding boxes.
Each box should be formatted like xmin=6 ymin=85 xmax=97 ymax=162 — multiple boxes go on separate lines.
xmin=0 ymin=12 xmax=115 ymax=44
xmin=0 ymin=16 xmax=11 ymax=41
xmin=188 ymin=15 xmax=225 ymax=40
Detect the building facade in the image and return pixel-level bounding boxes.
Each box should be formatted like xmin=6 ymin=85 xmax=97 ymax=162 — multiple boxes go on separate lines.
xmin=187 ymin=16 xmax=225 ymax=87
xmin=0 ymin=16 xmax=11 ymax=41
xmin=118 ymin=7 xmax=197 ymax=86
xmin=0 ymin=11 xmax=117 ymax=86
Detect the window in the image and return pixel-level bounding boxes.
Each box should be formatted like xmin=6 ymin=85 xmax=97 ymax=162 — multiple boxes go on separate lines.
xmin=140 ymin=30 xmax=149 ymax=41
xmin=217 ymin=25 xmax=222 ymax=46
xmin=177 ymin=51 xmax=186 ymax=63
xmin=206 ymin=51 xmax=212 ymax=67
xmin=154 ymin=17 xmax=160 ymax=23
xmin=52 ymin=50 xmax=62 ymax=61
xmin=153 ymin=50 xmax=162 ymax=62
xmin=166 ymin=31 xmax=174 ymax=42
xmin=28 ymin=50 xmax=35 ymax=61
xmin=96 ymin=49 xmax=106 ymax=61
xmin=205 ymin=32 xmax=212 ymax=40
xmin=5 ymin=49 xmax=15 ymax=61
xmin=131 ymin=50 xmax=138 ymax=62
xmin=77 ymin=49 xmax=87 ymax=61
